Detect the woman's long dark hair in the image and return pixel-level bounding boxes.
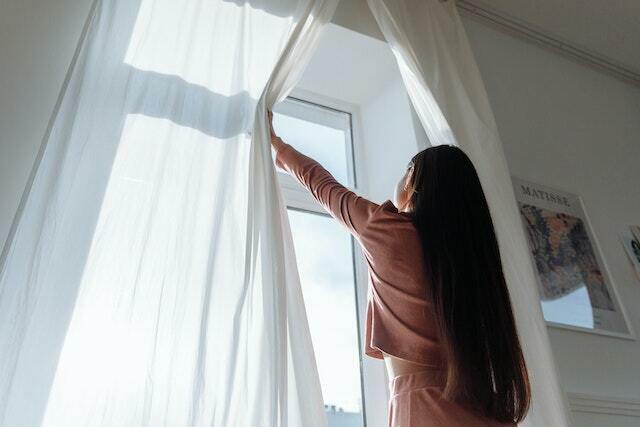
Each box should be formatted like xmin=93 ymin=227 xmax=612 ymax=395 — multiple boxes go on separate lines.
xmin=408 ymin=145 xmax=531 ymax=423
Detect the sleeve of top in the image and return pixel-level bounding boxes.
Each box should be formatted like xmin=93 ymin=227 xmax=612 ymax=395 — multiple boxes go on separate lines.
xmin=275 ymin=143 xmax=380 ymax=238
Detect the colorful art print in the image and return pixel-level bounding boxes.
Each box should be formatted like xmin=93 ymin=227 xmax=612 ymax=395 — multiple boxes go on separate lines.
xmin=519 ymin=204 xmax=613 ymax=310
xmin=513 ymin=178 xmax=630 ymax=336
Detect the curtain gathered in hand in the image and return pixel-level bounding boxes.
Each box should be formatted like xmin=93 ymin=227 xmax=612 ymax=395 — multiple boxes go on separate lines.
xmin=0 ymin=0 xmax=337 ymax=425
xmin=366 ymin=0 xmax=573 ymax=425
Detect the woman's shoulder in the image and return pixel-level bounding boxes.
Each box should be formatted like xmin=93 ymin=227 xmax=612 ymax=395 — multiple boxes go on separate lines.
xmin=363 ymin=200 xmax=418 ymax=241
xmin=375 ymin=200 xmax=414 ymax=223
xmin=380 ymin=200 xmax=398 ymax=212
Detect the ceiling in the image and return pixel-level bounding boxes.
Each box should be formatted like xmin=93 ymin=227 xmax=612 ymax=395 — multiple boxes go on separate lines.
xmin=461 ymin=0 xmax=640 ymax=79
xmin=332 ymin=0 xmax=640 ymax=85
xmin=297 ymin=24 xmax=400 ymax=105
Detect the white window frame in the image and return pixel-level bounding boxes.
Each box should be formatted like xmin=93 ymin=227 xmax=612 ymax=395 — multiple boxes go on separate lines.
xmin=276 ymin=88 xmax=389 ymax=427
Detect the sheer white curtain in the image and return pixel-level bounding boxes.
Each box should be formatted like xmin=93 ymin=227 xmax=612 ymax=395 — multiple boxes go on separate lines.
xmin=366 ymin=0 xmax=573 ymax=426
xmin=0 ymin=0 xmax=337 ymax=425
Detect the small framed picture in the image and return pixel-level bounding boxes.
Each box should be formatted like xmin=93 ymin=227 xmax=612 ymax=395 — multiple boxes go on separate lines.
xmin=513 ymin=178 xmax=632 ymax=338
xmin=621 ymin=226 xmax=640 ymax=282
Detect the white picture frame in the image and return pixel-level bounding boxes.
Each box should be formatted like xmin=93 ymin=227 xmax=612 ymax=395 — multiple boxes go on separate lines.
xmin=512 ymin=178 xmax=633 ymax=339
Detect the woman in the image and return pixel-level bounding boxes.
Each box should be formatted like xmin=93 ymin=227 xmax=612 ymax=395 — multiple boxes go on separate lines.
xmin=268 ymin=112 xmax=530 ymax=427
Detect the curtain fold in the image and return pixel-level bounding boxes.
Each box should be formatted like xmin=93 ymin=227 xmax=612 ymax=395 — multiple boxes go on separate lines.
xmin=366 ymin=0 xmax=573 ymax=426
xmin=0 ymin=0 xmax=336 ymax=425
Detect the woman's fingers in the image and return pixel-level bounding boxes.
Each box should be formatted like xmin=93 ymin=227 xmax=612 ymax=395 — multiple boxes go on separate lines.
xmin=268 ymin=110 xmax=278 ymax=139
xmin=267 ymin=110 xmax=283 ymax=150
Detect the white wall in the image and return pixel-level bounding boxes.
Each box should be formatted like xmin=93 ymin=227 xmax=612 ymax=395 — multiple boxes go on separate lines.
xmin=332 ymin=0 xmax=383 ymax=42
xmin=0 ymin=0 xmax=94 ymax=245
xmin=463 ymin=16 xmax=640 ymax=426
xmin=359 ymin=78 xmax=424 ymax=204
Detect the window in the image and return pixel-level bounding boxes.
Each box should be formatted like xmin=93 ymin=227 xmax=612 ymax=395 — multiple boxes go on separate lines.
xmin=273 ymin=97 xmax=365 ymax=427
xmin=288 ymin=210 xmax=363 ymax=426
xmin=273 ymin=98 xmax=355 ymax=187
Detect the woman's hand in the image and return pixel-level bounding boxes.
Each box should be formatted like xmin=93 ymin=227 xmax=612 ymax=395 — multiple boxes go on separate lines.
xmin=268 ymin=110 xmax=286 ymax=152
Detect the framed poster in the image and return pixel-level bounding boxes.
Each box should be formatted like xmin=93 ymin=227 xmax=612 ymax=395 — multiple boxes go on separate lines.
xmin=513 ymin=178 xmax=632 ymax=338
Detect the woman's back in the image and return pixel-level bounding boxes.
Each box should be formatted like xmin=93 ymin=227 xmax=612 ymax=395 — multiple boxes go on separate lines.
xmin=275 ymin=143 xmax=522 ymax=426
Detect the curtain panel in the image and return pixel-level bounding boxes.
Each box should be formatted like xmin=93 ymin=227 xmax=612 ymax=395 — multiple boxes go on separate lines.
xmin=366 ymin=0 xmax=574 ymax=425
xmin=0 ymin=0 xmax=337 ymax=425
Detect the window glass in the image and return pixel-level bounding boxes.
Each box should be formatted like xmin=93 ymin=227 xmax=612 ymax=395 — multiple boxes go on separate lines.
xmin=273 ymin=100 xmax=352 ymax=185
xmin=287 ymin=209 xmax=364 ymax=427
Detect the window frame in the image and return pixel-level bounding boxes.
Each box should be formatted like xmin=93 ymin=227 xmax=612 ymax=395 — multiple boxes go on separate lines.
xmin=276 ymin=88 xmax=389 ymax=427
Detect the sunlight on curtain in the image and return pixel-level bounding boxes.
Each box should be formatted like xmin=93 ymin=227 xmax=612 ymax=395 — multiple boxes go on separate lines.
xmin=123 ymin=0 xmax=292 ymax=95
xmin=0 ymin=0 xmax=337 ymax=425
xmin=42 ymin=114 xmax=251 ymax=425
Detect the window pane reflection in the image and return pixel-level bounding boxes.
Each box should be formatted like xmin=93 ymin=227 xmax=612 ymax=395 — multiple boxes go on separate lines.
xmin=287 ymin=209 xmax=364 ymax=427
xmin=273 ymin=111 xmax=350 ymax=185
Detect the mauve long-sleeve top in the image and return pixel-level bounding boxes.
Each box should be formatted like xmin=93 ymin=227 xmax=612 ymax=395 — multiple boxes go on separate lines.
xmin=276 ymin=143 xmax=444 ymax=368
